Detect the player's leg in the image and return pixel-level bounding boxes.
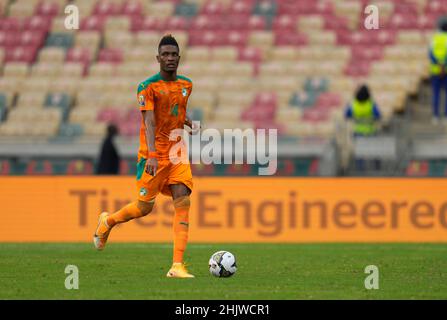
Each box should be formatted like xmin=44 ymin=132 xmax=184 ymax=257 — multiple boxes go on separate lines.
xmin=93 ymin=200 xmax=155 ymax=250
xmin=93 ymin=159 xmax=167 ymax=250
xmin=431 ymin=75 xmax=442 ymax=121
xmin=166 ymin=183 xmax=194 ymax=278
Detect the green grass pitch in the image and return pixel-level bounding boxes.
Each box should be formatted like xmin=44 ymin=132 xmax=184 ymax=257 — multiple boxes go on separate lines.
xmin=1 ymin=243 xmax=446 ymax=299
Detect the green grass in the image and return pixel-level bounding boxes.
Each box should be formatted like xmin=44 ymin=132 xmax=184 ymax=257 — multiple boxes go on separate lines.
xmin=0 ymin=243 xmax=446 ymax=299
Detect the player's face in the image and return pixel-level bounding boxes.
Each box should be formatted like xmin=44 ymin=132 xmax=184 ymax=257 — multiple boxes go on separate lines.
xmin=157 ymin=45 xmax=180 ymax=73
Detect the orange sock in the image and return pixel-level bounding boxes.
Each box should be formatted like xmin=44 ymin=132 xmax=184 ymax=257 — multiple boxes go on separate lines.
xmin=107 ymin=201 xmax=148 ymax=227
xmin=172 ymin=196 xmax=190 ymax=264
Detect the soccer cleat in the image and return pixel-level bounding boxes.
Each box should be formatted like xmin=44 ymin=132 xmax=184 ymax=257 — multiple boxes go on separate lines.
xmin=93 ymin=212 xmax=111 ymax=251
xmin=166 ymin=263 xmax=195 ymax=278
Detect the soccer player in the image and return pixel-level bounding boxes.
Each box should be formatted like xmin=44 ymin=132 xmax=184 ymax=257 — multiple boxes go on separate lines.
xmin=93 ymin=35 xmax=196 ymax=278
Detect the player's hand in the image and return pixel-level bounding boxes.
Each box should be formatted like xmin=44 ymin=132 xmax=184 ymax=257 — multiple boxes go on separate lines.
xmin=187 ymin=121 xmax=201 ymax=135
xmin=146 ymin=158 xmax=158 ymax=176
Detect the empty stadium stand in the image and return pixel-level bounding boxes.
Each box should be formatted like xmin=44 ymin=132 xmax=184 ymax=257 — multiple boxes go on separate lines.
xmin=0 ymin=0 xmax=446 ymax=176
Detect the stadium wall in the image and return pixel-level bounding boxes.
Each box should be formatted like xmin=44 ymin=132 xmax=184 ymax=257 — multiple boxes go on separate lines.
xmin=1 ymin=177 xmax=447 ymax=242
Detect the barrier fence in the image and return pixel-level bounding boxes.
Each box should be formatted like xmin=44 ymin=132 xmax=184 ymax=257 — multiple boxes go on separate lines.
xmin=1 ymin=177 xmax=447 ymax=242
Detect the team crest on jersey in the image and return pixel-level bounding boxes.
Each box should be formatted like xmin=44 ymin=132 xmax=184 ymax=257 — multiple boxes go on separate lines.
xmin=139 ymin=187 xmax=148 ymax=196
xmin=182 ymin=88 xmax=188 ymax=97
xmin=139 ymin=95 xmax=145 ymax=106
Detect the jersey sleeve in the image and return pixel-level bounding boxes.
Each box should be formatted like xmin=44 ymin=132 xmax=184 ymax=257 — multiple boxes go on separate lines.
xmin=137 ymin=82 xmax=155 ymax=111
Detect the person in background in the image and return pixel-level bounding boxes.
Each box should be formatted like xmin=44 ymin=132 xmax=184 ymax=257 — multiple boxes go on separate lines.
xmin=345 ymin=84 xmax=381 ymax=136
xmin=345 ymin=84 xmax=382 ymax=171
xmin=96 ymin=123 xmax=120 ymax=175
xmin=429 ymin=20 xmax=447 ymax=125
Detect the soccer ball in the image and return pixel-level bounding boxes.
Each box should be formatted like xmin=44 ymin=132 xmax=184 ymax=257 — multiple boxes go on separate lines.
xmin=208 ymin=251 xmax=237 ymax=278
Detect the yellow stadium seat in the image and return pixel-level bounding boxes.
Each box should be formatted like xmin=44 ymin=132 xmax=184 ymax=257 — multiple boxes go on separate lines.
xmin=83 ymin=122 xmax=108 ymax=137
xmin=307 ymin=31 xmax=337 ymax=46
xmin=38 ymin=47 xmax=66 ymax=63
xmin=3 ymin=62 xmax=29 ymax=78
xmin=135 ymin=31 xmax=161 ymax=47
xmin=89 ymin=63 xmax=117 ymax=78
xmin=298 ymin=15 xmax=325 ymax=32
xmin=8 ymin=1 xmax=36 ymax=17
xmin=105 ymin=31 xmax=134 ymax=49
xmin=105 ymin=16 xmax=131 ymax=32
xmin=22 ymin=78 xmax=52 ymax=93
xmin=212 ymin=47 xmax=238 ymax=62
xmin=31 ymin=62 xmax=62 ymax=78
xmin=0 ymin=78 xmax=19 ymax=94
xmin=145 ymin=1 xmax=174 ymax=17
xmin=185 ymin=46 xmax=211 ymax=62
xmin=59 ymin=62 xmax=84 ymax=78
xmin=69 ymin=107 xmax=99 ymax=124
xmin=248 ymin=31 xmax=274 ymax=49
xmin=269 ymin=47 xmax=298 ymax=61
xmin=16 ymin=91 xmax=47 ymax=108
xmin=49 ymin=78 xmax=80 ymax=95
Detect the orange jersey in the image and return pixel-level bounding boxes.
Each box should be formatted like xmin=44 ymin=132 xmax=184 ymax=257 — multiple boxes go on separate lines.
xmin=136 ymin=72 xmax=193 ymax=161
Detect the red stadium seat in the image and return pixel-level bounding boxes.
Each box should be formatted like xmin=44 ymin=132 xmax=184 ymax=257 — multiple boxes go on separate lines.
xmin=121 ymin=0 xmax=144 ymax=17
xmin=190 ymin=15 xmax=220 ymax=31
xmin=66 ymin=47 xmax=92 ymax=63
xmin=315 ymin=93 xmax=342 ymax=109
xmin=19 ymin=30 xmax=46 ymax=47
xmin=0 ymin=18 xmax=22 ymax=32
xmin=81 ymin=16 xmax=106 ymax=31
xmin=132 ymin=16 xmax=165 ymax=31
xmin=0 ymin=31 xmax=19 ymax=46
xmin=344 ymin=60 xmax=370 ymax=77
xmin=301 ymin=109 xmax=329 ymax=122
xmin=418 ymin=14 xmax=440 ymax=30
xmin=98 ymin=48 xmax=124 ymax=63
xmin=224 ymin=30 xmax=248 ymax=46
xmin=324 ymin=15 xmax=348 ymax=30
xmin=23 ymin=16 xmax=52 ymax=32
xmin=225 ymin=14 xmax=252 ymax=30
xmin=228 ymin=0 xmax=254 ymax=15
xmin=165 ymin=16 xmax=189 ymax=30
xmin=351 ymin=45 xmax=383 ymax=61
xmin=248 ymin=15 xmax=266 ymax=30
xmin=275 ymin=33 xmax=308 ymax=46
xmin=238 ymin=46 xmax=262 ymax=63
xmin=200 ymin=1 xmax=227 ymax=16
xmin=66 ymin=48 xmax=92 ymax=75
xmin=272 ymin=15 xmax=297 ymax=33
xmin=97 ymin=108 xmax=122 ymax=124
xmin=119 ymin=121 xmax=139 ymax=137
xmin=5 ymin=46 xmax=38 ymax=63
xmin=94 ymin=0 xmax=121 ymax=16
xmin=189 ymin=30 xmax=218 ymax=46
xmin=35 ymin=1 xmax=60 ymax=16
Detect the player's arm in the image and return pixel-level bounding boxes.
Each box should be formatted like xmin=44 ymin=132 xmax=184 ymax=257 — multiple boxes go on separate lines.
xmin=137 ymin=82 xmax=157 ymax=175
xmin=184 ymin=113 xmax=201 ymax=135
xmin=142 ymin=110 xmax=158 ymax=175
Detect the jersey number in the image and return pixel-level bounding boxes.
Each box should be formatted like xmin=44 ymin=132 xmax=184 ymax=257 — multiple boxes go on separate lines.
xmin=170 ymin=104 xmax=179 ymax=116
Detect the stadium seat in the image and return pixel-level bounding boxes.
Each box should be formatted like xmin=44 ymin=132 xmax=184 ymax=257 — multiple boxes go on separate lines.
xmin=45 ymin=32 xmax=74 ymax=48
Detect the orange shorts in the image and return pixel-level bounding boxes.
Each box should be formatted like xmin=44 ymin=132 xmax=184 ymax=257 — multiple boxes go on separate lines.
xmin=136 ymin=158 xmax=193 ymax=202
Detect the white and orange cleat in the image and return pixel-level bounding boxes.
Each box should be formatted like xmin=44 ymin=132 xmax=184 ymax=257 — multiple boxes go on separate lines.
xmin=166 ymin=263 xmax=195 ymax=278
xmin=93 ymin=212 xmax=112 ymax=251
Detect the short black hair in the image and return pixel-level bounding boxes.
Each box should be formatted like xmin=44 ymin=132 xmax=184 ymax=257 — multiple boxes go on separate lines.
xmin=441 ymin=21 xmax=447 ymax=32
xmin=356 ymin=85 xmax=370 ymax=102
xmin=158 ymin=34 xmax=179 ymax=51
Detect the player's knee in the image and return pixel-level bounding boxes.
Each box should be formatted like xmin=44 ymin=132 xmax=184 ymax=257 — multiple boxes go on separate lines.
xmin=137 ymin=200 xmax=154 ymax=216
